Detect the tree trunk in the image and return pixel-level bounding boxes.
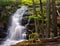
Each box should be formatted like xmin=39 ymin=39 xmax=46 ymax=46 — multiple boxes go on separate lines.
xmin=46 ymin=0 xmax=51 ymax=38
xmin=39 ymin=0 xmax=44 ymax=38
xmin=32 ymin=0 xmax=38 ymax=33
xmin=52 ymin=0 xmax=57 ymax=37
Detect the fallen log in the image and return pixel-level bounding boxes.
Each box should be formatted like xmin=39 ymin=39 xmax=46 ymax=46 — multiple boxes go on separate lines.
xmin=41 ymin=36 xmax=60 ymax=42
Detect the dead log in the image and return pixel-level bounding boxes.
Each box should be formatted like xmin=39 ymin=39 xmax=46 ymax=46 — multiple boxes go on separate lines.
xmin=41 ymin=36 xmax=60 ymax=42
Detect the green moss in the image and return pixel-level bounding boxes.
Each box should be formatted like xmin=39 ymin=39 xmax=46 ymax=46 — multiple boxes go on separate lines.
xmin=12 ymin=40 xmax=43 ymax=46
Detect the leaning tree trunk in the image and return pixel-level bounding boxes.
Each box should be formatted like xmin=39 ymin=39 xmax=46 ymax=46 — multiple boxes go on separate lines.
xmin=52 ymin=0 xmax=57 ymax=37
xmin=46 ymin=0 xmax=51 ymax=38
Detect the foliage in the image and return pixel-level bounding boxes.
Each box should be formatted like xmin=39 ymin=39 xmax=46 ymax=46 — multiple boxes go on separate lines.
xmin=29 ymin=33 xmax=39 ymax=40
xmin=0 ymin=1 xmax=21 ymax=25
xmin=25 ymin=15 xmax=45 ymax=21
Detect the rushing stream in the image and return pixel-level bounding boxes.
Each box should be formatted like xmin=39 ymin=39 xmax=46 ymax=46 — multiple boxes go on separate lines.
xmin=0 ymin=6 xmax=29 ymax=46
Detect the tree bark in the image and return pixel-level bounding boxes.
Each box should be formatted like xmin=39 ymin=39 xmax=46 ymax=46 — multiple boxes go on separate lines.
xmin=46 ymin=0 xmax=51 ymax=38
xmin=39 ymin=0 xmax=44 ymax=38
xmin=52 ymin=0 xmax=57 ymax=37
xmin=32 ymin=0 xmax=38 ymax=33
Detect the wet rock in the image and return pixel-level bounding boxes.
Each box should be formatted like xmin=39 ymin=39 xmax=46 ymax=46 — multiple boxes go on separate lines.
xmin=0 ymin=22 xmax=7 ymax=38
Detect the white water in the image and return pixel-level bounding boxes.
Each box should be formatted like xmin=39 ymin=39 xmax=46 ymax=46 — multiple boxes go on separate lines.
xmin=1 ymin=6 xmax=28 ymax=46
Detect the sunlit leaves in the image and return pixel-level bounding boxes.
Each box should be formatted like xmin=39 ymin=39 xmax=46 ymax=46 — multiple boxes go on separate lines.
xmin=5 ymin=6 xmax=11 ymax=9
xmin=25 ymin=14 xmax=44 ymax=20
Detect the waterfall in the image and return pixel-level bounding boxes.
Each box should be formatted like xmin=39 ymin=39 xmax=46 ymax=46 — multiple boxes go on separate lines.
xmin=0 ymin=6 xmax=29 ymax=46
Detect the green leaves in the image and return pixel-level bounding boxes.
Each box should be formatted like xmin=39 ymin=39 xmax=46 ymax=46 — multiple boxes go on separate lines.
xmin=25 ymin=15 xmax=44 ymax=20
xmin=5 ymin=6 xmax=11 ymax=9
xmin=29 ymin=33 xmax=38 ymax=40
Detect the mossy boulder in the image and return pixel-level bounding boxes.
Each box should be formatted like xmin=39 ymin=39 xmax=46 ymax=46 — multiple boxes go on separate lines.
xmin=12 ymin=40 xmax=43 ymax=46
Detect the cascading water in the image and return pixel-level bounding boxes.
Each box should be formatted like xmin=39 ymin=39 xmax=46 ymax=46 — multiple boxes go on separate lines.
xmin=0 ymin=6 xmax=29 ymax=46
